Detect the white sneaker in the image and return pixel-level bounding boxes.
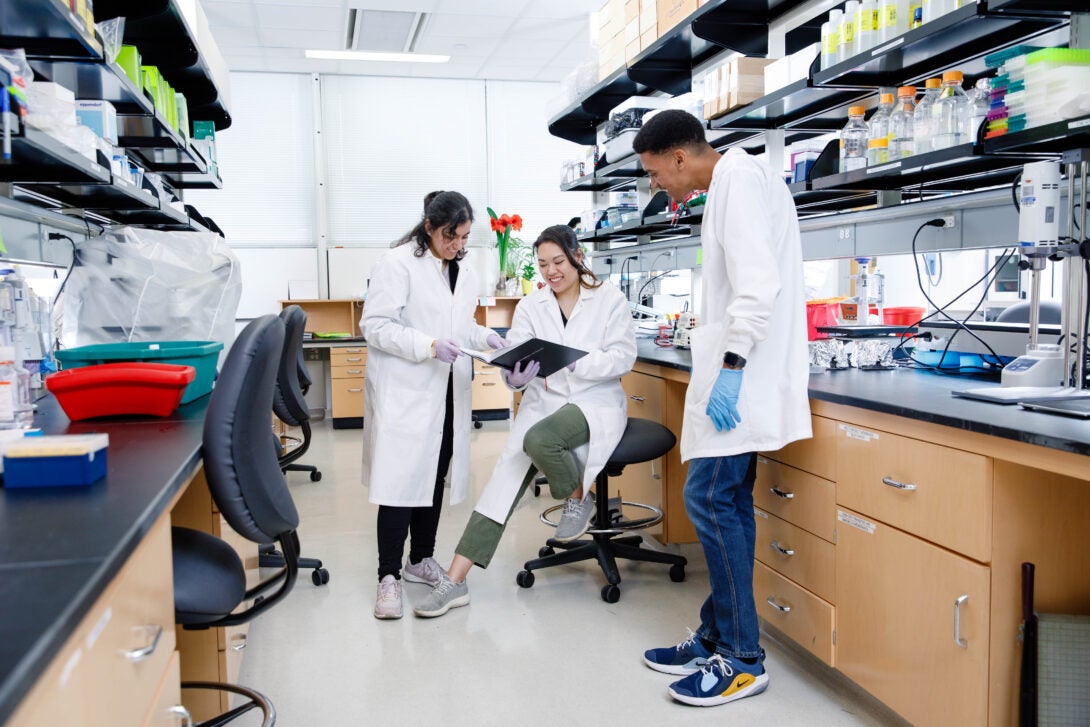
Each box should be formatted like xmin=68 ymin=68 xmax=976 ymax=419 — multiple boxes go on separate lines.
xmin=554 ymin=492 xmax=596 ymax=542
xmin=374 ymin=574 xmax=403 ymax=620
xmin=402 ymin=556 xmax=444 ymax=587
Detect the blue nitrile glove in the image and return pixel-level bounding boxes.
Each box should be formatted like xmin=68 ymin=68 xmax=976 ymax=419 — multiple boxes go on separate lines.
xmin=706 ymin=368 xmax=743 ymax=432
xmin=433 ymin=339 xmax=462 ymax=364
xmin=505 ymin=359 xmax=540 ymax=388
xmin=486 ymin=333 xmax=507 ymax=350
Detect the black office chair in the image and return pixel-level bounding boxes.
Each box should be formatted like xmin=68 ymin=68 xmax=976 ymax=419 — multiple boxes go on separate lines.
xmin=260 ymin=305 xmax=330 ymax=586
xmin=275 ymin=306 xmax=321 ymax=483
xmin=517 ymin=417 xmax=687 ymax=603
xmin=173 ymin=314 xmax=301 ymax=726
xmin=996 ymin=300 xmax=1062 ymax=325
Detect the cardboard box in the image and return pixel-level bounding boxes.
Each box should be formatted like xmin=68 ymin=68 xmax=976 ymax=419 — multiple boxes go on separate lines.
xmin=657 ymin=0 xmax=697 ymax=36
xmin=599 ymin=0 xmax=625 ymax=41
xmin=641 ymin=28 xmax=658 ymax=51
xmin=75 ymin=100 xmax=118 ymax=144
xmin=625 ymin=0 xmax=640 ymax=23
xmin=626 ymin=38 xmax=643 ymax=65
xmin=702 ymin=65 xmax=721 ymax=120
xmin=724 ymin=57 xmax=775 ymax=112
xmin=640 ymin=0 xmax=658 ymax=33
xmin=763 ymin=55 xmax=792 ymax=96
xmin=625 ymin=17 xmax=641 ymax=45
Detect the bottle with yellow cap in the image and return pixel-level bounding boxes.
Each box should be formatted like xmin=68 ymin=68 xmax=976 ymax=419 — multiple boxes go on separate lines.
xmin=867 ymin=93 xmax=895 ymax=166
xmin=913 ymin=77 xmax=943 ymax=154
xmin=840 ymin=106 xmax=869 ymax=173
xmin=888 ymin=86 xmax=918 ymax=159
xmin=932 ymin=70 xmax=970 ymax=151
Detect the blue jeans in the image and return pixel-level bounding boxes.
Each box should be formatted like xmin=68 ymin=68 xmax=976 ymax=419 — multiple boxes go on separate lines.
xmin=683 ymin=453 xmax=760 ymax=659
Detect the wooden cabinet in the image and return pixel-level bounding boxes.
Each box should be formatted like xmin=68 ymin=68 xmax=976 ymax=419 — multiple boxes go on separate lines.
xmin=142 ymin=652 xmax=183 ymax=727
xmin=8 ymin=512 xmax=178 ymax=727
xmin=754 ymin=561 xmax=835 ymax=666
xmin=754 ymin=454 xmax=836 ymax=542
xmin=836 ymin=506 xmax=990 ymax=727
xmin=766 ymin=415 xmax=838 ymax=481
xmin=753 ymin=508 xmax=834 ymax=603
xmin=474 ymin=296 xmax=520 ymax=328
xmin=472 ymin=359 xmax=511 ymax=412
xmin=280 ymin=299 xmax=364 ymax=337
xmin=611 ymin=371 xmax=667 ymax=533
xmin=330 ymin=346 xmax=366 ymax=425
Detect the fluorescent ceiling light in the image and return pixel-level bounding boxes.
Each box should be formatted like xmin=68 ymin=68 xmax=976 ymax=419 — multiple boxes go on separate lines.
xmin=305 ymin=49 xmax=449 ymax=63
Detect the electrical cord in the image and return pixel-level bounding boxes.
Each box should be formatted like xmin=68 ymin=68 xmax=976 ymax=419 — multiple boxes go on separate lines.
xmin=47 ymin=232 xmax=77 ymax=352
xmin=618 ymin=255 xmax=638 ymax=301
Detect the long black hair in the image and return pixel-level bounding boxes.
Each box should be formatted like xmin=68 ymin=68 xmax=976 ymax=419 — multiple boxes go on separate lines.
xmin=534 ymin=224 xmax=601 ymax=289
xmin=398 ymin=190 xmax=473 ymax=259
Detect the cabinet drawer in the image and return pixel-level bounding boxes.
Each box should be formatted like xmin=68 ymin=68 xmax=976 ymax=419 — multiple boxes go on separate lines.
xmin=753 ymin=561 xmax=834 ymax=667
xmin=753 ymin=508 xmax=835 ymax=602
xmin=764 ymin=415 xmax=837 ymax=481
xmin=472 ymin=372 xmax=511 ymax=410
xmin=332 ymin=379 xmax=365 ymax=417
xmin=331 ymin=364 xmax=366 ymax=379
xmin=621 ymin=371 xmax=664 ymax=422
xmin=753 ymin=456 xmax=835 ymax=542
xmin=836 ymin=423 xmax=992 ymax=562
xmin=142 ymin=651 xmax=182 ymax=727
xmin=330 ymin=350 xmax=367 ymax=366
xmin=473 ymin=358 xmax=500 ymax=374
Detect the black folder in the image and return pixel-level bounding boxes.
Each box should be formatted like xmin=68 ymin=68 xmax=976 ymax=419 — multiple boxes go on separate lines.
xmin=460 ymin=338 xmax=587 ymax=378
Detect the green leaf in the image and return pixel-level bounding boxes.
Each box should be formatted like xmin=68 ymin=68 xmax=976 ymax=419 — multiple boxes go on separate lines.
xmin=487 ymin=207 xmax=498 ymax=220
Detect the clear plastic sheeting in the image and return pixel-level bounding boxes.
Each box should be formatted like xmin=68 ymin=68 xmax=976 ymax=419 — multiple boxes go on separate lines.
xmin=60 ymin=227 xmax=241 ymax=363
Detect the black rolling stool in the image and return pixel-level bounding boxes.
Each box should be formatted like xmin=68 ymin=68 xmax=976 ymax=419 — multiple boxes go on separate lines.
xmin=517 ymin=417 xmax=687 ymax=603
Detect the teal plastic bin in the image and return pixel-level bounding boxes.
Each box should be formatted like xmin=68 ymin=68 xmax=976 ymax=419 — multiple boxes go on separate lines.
xmin=54 ymin=341 xmax=223 ymax=404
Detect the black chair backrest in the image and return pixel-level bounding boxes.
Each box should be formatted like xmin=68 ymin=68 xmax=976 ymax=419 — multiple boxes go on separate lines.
xmin=203 ymin=315 xmax=300 ymax=543
xmin=274 ymin=306 xmax=310 ymax=427
xmin=996 ymin=300 xmax=1062 ymax=325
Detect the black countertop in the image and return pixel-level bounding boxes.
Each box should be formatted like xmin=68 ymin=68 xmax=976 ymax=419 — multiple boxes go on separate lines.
xmin=0 ymin=395 xmax=207 ymax=724
xmin=635 ymin=338 xmax=1090 ymax=457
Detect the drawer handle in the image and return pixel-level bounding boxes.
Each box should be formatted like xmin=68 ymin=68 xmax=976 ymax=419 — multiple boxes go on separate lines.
xmin=168 ymin=705 xmax=194 ymax=727
xmin=345 ymin=348 xmax=363 ymax=352
xmin=230 ymin=633 xmax=248 ymax=652
xmin=954 ymin=594 xmax=969 ymax=648
xmin=346 ymin=369 xmax=363 ymax=374
xmin=482 ymin=382 xmax=497 ymax=387
xmin=628 ymin=395 xmax=645 ymax=402
xmin=769 ymin=486 xmax=795 ymax=500
xmin=348 ymin=388 xmax=363 ymax=393
xmin=882 ymin=476 xmax=917 ymax=491
xmin=766 ymin=596 xmax=792 ymax=613
xmin=346 ymin=357 xmax=363 ymax=362
xmin=121 ymin=624 xmax=163 ymax=662
xmin=770 ymin=540 xmax=795 ymax=557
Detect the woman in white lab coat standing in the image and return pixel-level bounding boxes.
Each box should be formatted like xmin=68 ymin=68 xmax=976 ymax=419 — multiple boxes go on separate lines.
xmin=362 ymin=191 xmax=505 ymax=620
xmin=412 ymin=224 xmax=637 ymax=618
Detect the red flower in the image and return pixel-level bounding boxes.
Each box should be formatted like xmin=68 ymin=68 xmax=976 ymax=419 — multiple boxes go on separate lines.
xmin=490 ymin=218 xmax=505 ymax=232
xmin=510 ymin=215 xmax=523 ymax=231
xmin=498 ymin=214 xmax=512 ymax=227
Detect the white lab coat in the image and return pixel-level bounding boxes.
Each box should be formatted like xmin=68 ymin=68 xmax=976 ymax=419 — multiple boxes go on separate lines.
xmin=473 ymin=282 xmax=636 ymax=524
xmin=361 ymin=243 xmax=496 ymax=507
xmin=681 ymin=147 xmax=812 ymax=462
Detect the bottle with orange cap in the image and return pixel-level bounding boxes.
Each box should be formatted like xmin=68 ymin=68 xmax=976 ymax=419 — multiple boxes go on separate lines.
xmin=913 ymin=77 xmax=943 ymax=154
xmin=840 ymin=106 xmax=869 ymax=173
xmin=867 ymin=92 xmax=895 ymax=166
xmin=888 ymin=86 xmax=918 ymax=159
xmin=932 ymin=69 xmax=970 ymax=151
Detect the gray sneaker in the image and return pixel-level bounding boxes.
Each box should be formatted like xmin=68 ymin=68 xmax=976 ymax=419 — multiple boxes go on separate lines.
xmin=554 ymin=492 xmax=595 ymax=542
xmin=413 ymin=573 xmax=469 ymax=618
xmin=374 ymin=574 xmax=403 ymax=620
xmin=403 ymin=556 xmax=443 ymax=586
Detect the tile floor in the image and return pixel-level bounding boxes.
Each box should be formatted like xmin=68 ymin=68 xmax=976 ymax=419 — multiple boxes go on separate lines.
xmin=232 ymin=419 xmax=903 ymax=726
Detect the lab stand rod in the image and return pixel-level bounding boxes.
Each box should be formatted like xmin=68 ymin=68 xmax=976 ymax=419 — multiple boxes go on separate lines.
xmin=1079 ymin=161 xmax=1089 ymax=389
xmin=1029 ymin=267 xmax=1041 ymax=349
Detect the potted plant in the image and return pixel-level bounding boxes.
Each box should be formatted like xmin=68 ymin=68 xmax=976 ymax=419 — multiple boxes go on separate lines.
xmin=519 ymin=260 xmax=537 ymax=295
xmin=487 ymin=208 xmax=524 ymax=293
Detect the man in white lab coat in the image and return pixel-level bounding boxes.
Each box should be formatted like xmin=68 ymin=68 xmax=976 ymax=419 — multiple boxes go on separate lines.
xmin=633 ymin=110 xmax=812 ymax=707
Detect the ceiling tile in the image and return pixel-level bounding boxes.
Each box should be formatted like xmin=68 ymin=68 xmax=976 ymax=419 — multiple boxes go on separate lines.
xmin=506 ymin=15 xmax=588 ymax=41
xmin=260 ymin=28 xmax=343 ymax=49
xmin=202 ymin=2 xmax=256 ymax=28
xmin=522 ymin=0 xmax=603 ymax=19
xmin=424 ymin=13 xmax=514 ymax=38
xmin=211 ymin=25 xmax=264 ymax=48
xmin=434 ymin=0 xmax=530 ymax=16
xmin=253 ymin=4 xmax=343 ymax=30
xmin=413 ymin=35 xmax=499 ymax=59
xmin=491 ymin=38 xmax=571 ymax=61
xmin=250 ymin=0 xmax=346 ymax=6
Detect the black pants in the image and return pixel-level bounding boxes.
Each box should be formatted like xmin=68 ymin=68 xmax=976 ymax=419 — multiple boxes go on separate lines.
xmin=376 ymin=373 xmax=454 ymax=581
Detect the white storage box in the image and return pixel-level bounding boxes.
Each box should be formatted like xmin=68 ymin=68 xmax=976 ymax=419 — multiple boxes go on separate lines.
xmin=76 ymin=100 xmax=119 ymax=145
xmin=602 ymin=128 xmax=638 ymax=163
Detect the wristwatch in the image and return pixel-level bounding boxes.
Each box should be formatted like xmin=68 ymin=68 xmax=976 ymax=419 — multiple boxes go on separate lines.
xmin=722 ymin=351 xmax=747 ymax=369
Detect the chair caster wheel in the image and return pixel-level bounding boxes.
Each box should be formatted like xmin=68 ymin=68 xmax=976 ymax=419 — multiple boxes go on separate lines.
xmin=601 ymin=584 xmax=620 ymax=603
xmin=310 ymin=471 xmax=322 ymax=482
xmin=516 ymin=570 xmax=535 ymax=588
xmin=669 ymin=564 xmax=685 ymax=582
xmin=538 ymin=546 xmax=555 ymax=558
xmin=473 ymin=420 xmax=483 ymax=429
xmin=312 ymin=568 xmax=330 ymax=586
xmin=533 ymin=485 xmax=541 ymax=497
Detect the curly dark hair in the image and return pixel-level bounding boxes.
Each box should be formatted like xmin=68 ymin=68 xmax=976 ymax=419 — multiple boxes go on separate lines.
xmin=398 ymin=190 xmax=473 ymax=260
xmin=534 ymin=224 xmax=601 ymax=289
xmin=632 ymin=109 xmax=708 ymax=155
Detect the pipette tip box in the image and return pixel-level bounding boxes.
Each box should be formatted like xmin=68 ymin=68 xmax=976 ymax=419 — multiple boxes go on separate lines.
xmin=2 ymin=434 xmax=109 ymax=487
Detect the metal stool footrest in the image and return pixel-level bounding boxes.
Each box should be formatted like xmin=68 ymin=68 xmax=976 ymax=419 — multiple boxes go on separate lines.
xmin=540 ymin=500 xmax=664 ymax=534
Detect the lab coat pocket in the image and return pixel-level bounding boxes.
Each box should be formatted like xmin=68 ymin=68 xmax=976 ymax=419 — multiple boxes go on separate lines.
xmin=687 ymin=325 xmax=720 ymax=408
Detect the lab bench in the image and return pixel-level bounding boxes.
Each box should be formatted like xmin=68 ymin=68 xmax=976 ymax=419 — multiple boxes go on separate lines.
xmin=632 ymin=337 xmax=1090 ymax=726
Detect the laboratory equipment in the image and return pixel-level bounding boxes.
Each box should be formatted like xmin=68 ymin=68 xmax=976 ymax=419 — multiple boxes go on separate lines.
xmin=673 ymin=311 xmax=695 ymax=349
xmin=914 ymin=78 xmax=942 ymax=154
xmin=867 ymin=93 xmax=894 ymax=166
xmin=888 ymin=86 xmax=917 ymax=159
xmin=1018 ymin=160 xmax=1062 ymax=246
xmin=968 ymin=77 xmax=991 ymax=143
xmin=0 ymin=346 xmax=31 ymax=429
xmin=932 ymin=70 xmax=970 ymax=151
xmin=45 ymin=362 xmax=195 ymax=420
xmin=840 ymin=106 xmax=869 ymax=172
xmin=1001 ymin=344 xmax=1064 ymax=387
xmin=851 ymin=258 xmax=884 ymax=325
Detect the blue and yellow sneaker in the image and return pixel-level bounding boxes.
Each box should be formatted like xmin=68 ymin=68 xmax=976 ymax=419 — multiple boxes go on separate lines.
xmin=667 ymin=651 xmax=768 ymax=707
xmin=642 ymin=629 xmax=713 ymax=675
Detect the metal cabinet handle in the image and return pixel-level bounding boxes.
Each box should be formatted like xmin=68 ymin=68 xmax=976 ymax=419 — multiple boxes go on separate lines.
xmin=344 ymin=348 xmax=363 ymax=353
xmin=628 ymin=395 xmax=645 ymax=402
xmin=345 ymin=357 xmax=363 ymax=362
xmin=770 ymin=540 xmax=795 ymax=556
xmin=348 ymin=388 xmax=362 ymax=393
xmin=766 ymin=596 xmax=792 ymax=613
xmin=230 ymin=633 xmax=248 ymax=652
xmin=482 ymin=382 xmax=496 ymax=387
xmin=954 ymin=594 xmax=969 ymax=648
xmin=346 ymin=369 xmax=363 ymax=374
xmin=168 ymin=705 xmax=194 ymax=727
xmin=882 ymin=476 xmax=917 ymax=491
xmin=769 ymin=487 xmax=795 ymax=499
xmin=121 ymin=624 xmax=163 ymax=662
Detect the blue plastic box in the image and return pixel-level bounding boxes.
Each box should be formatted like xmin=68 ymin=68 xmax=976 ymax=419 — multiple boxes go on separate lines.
xmin=54 ymin=341 xmax=223 ymax=404
xmin=3 ymin=434 xmax=109 ymax=488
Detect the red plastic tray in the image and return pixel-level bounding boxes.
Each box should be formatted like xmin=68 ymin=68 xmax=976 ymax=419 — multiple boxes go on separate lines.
xmin=45 ymin=362 xmax=196 ymax=421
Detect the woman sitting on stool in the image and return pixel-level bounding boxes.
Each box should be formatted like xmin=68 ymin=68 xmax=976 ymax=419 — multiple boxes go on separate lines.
xmin=414 ymin=224 xmax=637 ymax=618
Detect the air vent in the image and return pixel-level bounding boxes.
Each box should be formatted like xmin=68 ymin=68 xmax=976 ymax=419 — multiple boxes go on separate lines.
xmin=344 ymin=9 xmax=426 ymax=53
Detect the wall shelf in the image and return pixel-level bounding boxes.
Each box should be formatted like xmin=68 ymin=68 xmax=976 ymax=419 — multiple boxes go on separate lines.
xmin=0 ymin=0 xmax=101 ymax=60
xmin=1 ymin=123 xmax=111 ymax=185
xmin=983 ymin=114 xmax=1090 ymax=155
xmin=25 ymin=177 xmax=160 ymax=213
xmin=711 ymin=76 xmax=874 ymax=132
xmin=29 ymin=58 xmax=154 ymax=115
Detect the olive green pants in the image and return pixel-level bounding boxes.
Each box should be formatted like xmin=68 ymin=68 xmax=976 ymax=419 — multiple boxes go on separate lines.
xmin=455 ymin=404 xmax=590 ymax=568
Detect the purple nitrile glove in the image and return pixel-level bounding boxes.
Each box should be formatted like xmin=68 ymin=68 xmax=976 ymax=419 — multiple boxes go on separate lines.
xmin=486 ymin=333 xmax=507 ymax=350
xmin=433 ymin=338 xmax=462 ymax=364
xmin=566 ymin=361 xmax=577 ymax=373
xmin=706 ymin=367 xmax=743 ymax=432
xmin=505 ymin=359 xmax=540 ymax=388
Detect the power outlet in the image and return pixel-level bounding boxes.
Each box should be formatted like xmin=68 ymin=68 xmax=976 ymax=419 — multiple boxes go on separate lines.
xmin=942 ymin=215 xmax=956 ymax=228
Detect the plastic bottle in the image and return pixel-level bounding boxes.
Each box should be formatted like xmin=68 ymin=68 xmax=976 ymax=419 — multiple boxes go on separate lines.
xmin=857 ymin=0 xmax=878 ymax=53
xmin=0 ymin=346 xmax=31 ymax=429
xmin=840 ymin=1 xmax=859 ymax=64
xmin=910 ymin=2 xmax=924 ymax=28
xmin=888 ymin=86 xmax=917 ymax=159
xmin=913 ymin=77 xmax=942 ymax=154
xmin=840 ymin=106 xmax=870 ymax=173
xmin=879 ymin=0 xmax=910 ymax=42
xmin=867 ymin=93 xmax=895 ymax=166
xmin=932 ymin=70 xmax=970 ymax=150
xmin=821 ymin=16 xmax=837 ymax=70
xmin=824 ymin=9 xmax=843 ymax=69
xmin=967 ymin=77 xmax=991 ymax=144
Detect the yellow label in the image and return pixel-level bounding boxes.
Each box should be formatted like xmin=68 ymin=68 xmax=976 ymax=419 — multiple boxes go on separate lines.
xmin=883 ymin=5 xmax=896 ymax=28
xmin=823 ymin=33 xmax=837 ymax=56
xmin=843 ymin=21 xmax=855 ymax=43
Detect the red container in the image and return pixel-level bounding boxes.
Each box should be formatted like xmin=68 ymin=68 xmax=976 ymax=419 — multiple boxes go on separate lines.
xmin=883 ymin=306 xmax=926 ymax=326
xmin=806 ymin=302 xmax=840 ymax=340
xmin=45 ymin=363 xmax=196 ymax=421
